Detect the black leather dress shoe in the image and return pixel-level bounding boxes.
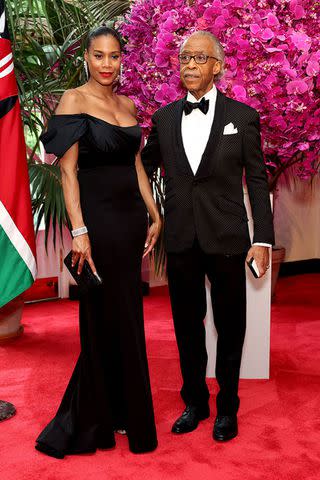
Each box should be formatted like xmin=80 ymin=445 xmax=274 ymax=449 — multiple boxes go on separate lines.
xmin=172 ymin=405 xmax=210 ymax=434
xmin=213 ymin=415 xmax=238 ymax=441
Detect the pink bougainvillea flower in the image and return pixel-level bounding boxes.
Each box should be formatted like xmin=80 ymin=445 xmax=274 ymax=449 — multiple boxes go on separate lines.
xmin=162 ymin=17 xmax=177 ymax=32
xmin=286 ymin=80 xmax=309 ymax=95
xmin=169 ymin=55 xmax=180 ymax=69
xmin=280 ymin=67 xmax=297 ymax=79
xmin=265 ymin=47 xmax=283 ymax=52
xmin=260 ymin=28 xmax=275 ymax=41
xmin=291 ymin=4 xmax=306 ymax=20
xmin=232 ymin=85 xmax=247 ymax=101
xmin=309 ymin=51 xmax=320 ymax=62
xmin=196 ymin=17 xmax=209 ymax=29
xmin=154 ymin=53 xmax=169 ymax=67
xmin=203 ymin=6 xmax=221 ymax=20
xmin=229 ymin=15 xmax=240 ymax=27
xmin=250 ymin=23 xmax=261 ymax=35
xmin=227 ymin=57 xmax=237 ymax=71
xmin=272 ymin=52 xmax=290 ymax=66
xmin=214 ymin=15 xmax=226 ymax=29
xmin=290 ymin=32 xmax=311 ymax=52
xmin=263 ymin=74 xmax=278 ymax=88
xmin=306 ymin=60 xmax=319 ymax=76
xmin=296 ymin=142 xmax=310 ymax=151
xmin=282 ymin=141 xmax=294 ymax=149
xmin=267 ymin=13 xmax=280 ymax=28
xmin=154 ymin=83 xmax=178 ymax=104
xmin=308 ymin=133 xmax=320 ymax=141
xmin=269 ymin=116 xmax=287 ymax=130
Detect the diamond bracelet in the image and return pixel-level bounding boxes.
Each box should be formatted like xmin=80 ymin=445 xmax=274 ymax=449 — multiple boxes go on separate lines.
xmin=71 ymin=226 xmax=88 ymax=237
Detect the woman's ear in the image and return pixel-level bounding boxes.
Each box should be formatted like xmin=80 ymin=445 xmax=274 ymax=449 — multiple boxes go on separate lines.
xmin=84 ymin=49 xmax=88 ymax=62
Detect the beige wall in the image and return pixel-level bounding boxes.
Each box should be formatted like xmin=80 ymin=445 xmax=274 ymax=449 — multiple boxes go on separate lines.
xmin=206 ymin=192 xmax=272 ymax=379
xmin=273 ymin=175 xmax=320 ymax=262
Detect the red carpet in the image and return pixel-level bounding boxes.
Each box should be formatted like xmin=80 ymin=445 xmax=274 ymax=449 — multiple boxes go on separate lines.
xmin=1 ymin=274 xmax=320 ymax=480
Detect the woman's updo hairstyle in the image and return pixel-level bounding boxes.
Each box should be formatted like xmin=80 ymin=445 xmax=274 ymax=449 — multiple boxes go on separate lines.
xmin=85 ymin=25 xmax=123 ymax=51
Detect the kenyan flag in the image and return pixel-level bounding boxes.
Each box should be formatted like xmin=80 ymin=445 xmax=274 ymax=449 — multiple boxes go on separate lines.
xmin=0 ymin=0 xmax=36 ymax=307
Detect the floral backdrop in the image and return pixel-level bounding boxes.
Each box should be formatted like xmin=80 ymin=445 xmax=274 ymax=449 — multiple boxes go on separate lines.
xmin=119 ymin=0 xmax=320 ymax=182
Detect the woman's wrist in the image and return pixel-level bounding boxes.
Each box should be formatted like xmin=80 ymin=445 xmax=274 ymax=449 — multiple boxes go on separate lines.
xmin=151 ymin=214 xmax=161 ymax=225
xmin=71 ymin=226 xmax=88 ymax=237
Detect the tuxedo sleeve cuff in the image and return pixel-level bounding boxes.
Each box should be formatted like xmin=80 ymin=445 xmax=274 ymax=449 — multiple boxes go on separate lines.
xmin=252 ymin=242 xmax=272 ymax=247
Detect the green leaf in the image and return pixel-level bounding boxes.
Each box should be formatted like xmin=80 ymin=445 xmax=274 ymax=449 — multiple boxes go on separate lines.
xmin=29 ymin=162 xmax=69 ymax=249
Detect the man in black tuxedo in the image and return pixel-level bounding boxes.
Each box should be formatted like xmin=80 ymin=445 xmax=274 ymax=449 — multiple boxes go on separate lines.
xmin=141 ymin=31 xmax=274 ymax=442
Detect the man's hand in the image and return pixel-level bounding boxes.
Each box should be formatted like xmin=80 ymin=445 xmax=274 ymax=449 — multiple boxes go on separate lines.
xmin=246 ymin=245 xmax=270 ymax=278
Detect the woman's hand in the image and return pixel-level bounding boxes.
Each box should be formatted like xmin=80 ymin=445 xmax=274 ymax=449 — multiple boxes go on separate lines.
xmin=134 ymin=152 xmax=162 ymax=258
xmin=71 ymin=234 xmax=97 ymax=275
xmin=143 ymin=218 xmax=162 ymax=258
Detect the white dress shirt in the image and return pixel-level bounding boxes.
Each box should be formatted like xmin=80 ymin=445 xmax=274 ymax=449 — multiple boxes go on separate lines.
xmin=181 ymin=85 xmax=217 ymax=175
xmin=180 ymin=85 xmax=271 ymax=249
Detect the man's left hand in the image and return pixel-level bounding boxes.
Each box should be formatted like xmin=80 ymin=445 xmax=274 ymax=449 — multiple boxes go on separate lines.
xmin=246 ymin=245 xmax=270 ymax=278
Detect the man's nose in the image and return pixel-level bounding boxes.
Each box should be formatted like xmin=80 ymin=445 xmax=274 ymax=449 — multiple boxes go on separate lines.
xmin=187 ymin=57 xmax=197 ymax=68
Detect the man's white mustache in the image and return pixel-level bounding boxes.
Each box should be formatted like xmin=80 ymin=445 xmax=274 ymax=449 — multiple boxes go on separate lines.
xmin=184 ymin=72 xmax=200 ymax=78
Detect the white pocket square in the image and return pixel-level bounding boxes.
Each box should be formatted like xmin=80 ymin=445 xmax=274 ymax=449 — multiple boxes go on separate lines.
xmin=223 ymin=122 xmax=238 ymax=135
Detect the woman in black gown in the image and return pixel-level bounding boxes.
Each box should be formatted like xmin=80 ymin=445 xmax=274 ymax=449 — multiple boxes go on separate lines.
xmin=35 ymin=26 xmax=160 ymax=458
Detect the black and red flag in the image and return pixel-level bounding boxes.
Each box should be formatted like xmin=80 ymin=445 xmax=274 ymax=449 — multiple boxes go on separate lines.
xmin=0 ymin=0 xmax=37 ymax=307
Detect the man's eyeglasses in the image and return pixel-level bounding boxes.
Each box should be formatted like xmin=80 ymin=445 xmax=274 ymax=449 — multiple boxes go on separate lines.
xmin=178 ymin=54 xmax=220 ymax=65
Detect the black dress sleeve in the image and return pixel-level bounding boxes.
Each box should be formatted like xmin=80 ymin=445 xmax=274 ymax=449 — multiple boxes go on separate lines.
xmin=40 ymin=114 xmax=88 ymax=158
xmin=141 ymin=113 xmax=163 ymax=178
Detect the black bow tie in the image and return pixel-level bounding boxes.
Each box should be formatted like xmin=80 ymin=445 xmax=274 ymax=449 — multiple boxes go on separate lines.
xmin=184 ymin=97 xmax=209 ymax=115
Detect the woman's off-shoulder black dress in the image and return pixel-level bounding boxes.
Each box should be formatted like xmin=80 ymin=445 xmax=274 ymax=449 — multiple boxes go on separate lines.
xmin=35 ymin=114 xmax=157 ymax=457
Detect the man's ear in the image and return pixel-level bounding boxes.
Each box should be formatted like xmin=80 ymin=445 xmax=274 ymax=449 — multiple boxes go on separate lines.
xmin=213 ymin=60 xmax=221 ymax=78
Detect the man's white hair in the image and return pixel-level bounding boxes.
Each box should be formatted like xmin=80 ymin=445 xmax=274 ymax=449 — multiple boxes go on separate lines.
xmin=180 ymin=30 xmax=225 ymax=81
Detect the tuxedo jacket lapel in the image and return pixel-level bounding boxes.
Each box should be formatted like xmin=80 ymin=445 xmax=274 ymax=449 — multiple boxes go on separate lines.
xmin=195 ymin=89 xmax=226 ymax=179
xmin=172 ymin=97 xmax=194 ymax=176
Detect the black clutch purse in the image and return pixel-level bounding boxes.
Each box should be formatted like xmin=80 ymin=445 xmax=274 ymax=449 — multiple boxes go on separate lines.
xmin=64 ymin=251 xmax=103 ymax=292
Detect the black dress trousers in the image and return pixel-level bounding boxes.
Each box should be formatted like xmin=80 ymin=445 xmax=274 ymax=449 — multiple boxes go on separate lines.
xmin=167 ymin=238 xmax=247 ymax=415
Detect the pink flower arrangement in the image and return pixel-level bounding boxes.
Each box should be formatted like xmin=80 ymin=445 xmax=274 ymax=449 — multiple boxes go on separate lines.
xmin=119 ymin=0 xmax=319 ymax=183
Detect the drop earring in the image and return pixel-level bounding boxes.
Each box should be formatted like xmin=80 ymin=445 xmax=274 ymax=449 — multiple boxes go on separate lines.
xmin=113 ymin=65 xmax=123 ymax=92
xmin=114 ymin=65 xmax=123 ymax=85
xmin=84 ymin=60 xmax=89 ymax=80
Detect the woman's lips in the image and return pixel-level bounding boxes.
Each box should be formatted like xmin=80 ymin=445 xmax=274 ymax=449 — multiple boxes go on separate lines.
xmin=100 ymin=72 xmax=113 ymax=78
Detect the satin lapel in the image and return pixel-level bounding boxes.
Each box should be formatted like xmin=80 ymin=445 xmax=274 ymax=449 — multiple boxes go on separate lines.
xmin=195 ymin=89 xmax=226 ymax=179
xmin=173 ymin=97 xmax=195 ymax=176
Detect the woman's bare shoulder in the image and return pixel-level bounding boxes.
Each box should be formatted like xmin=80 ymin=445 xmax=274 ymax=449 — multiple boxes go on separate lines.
xmin=55 ymin=89 xmax=86 ymax=115
xmin=118 ymin=95 xmax=137 ymax=116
